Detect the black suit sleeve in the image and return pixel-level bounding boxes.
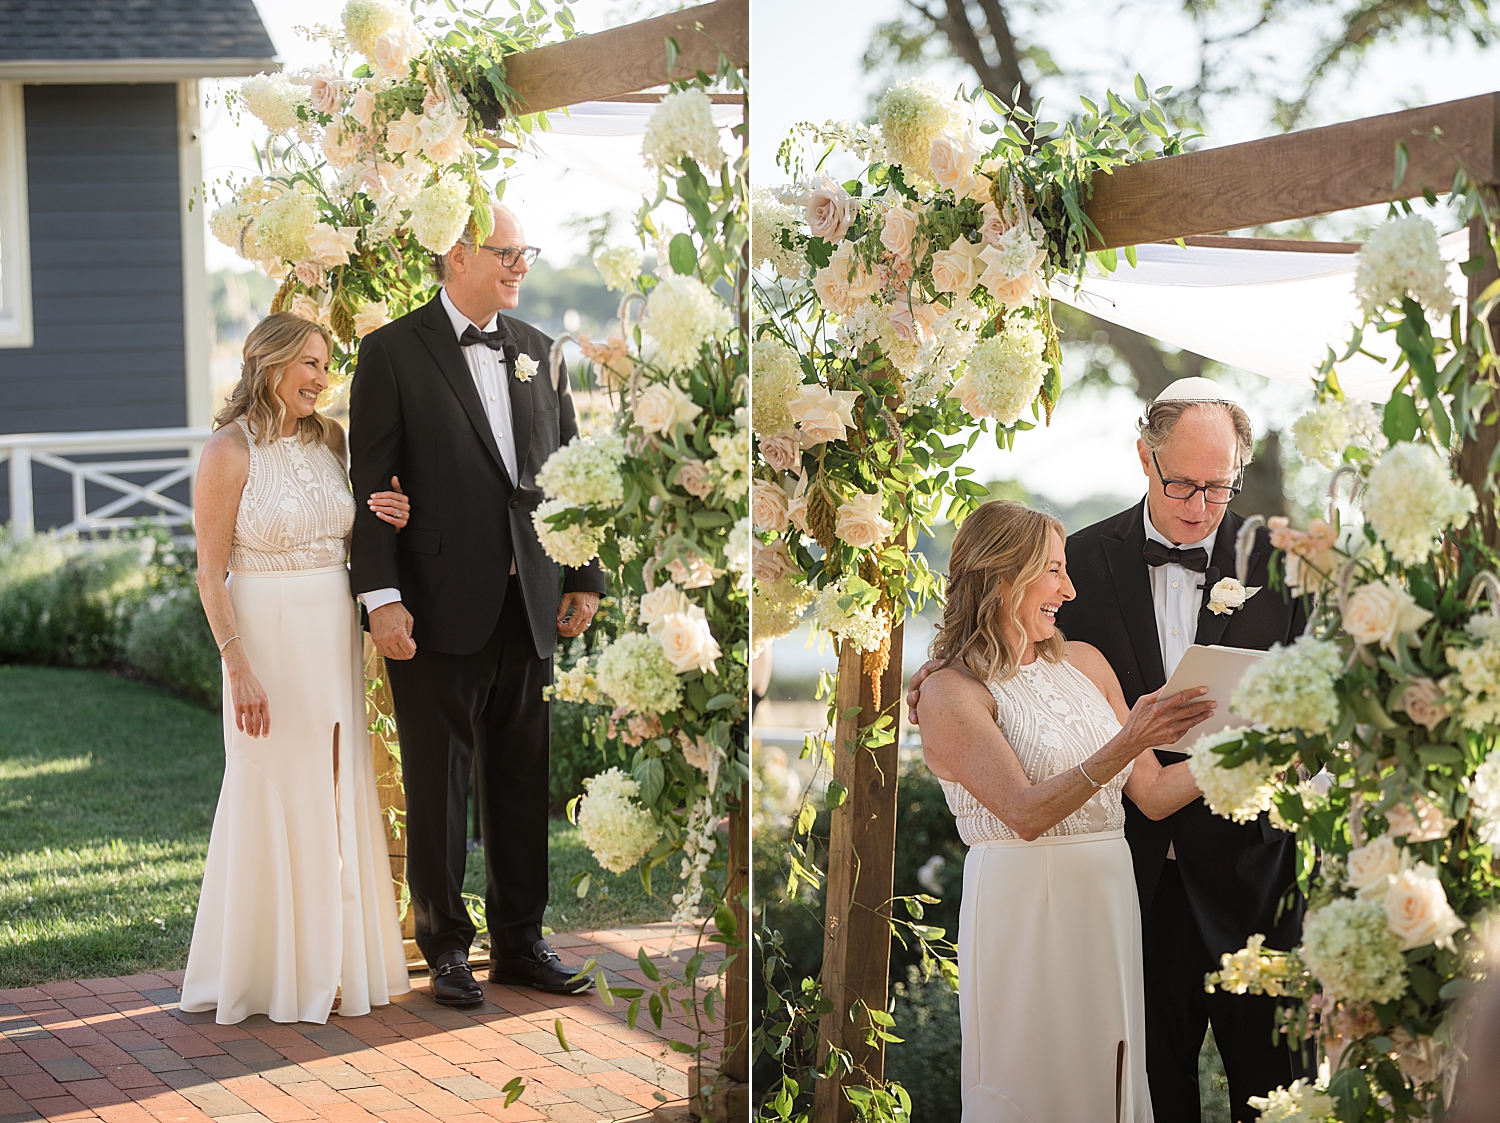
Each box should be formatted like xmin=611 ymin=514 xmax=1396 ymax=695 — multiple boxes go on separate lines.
xmin=348 ymin=331 xmax=404 ymax=596
xmin=552 ymin=352 xmax=607 ymax=597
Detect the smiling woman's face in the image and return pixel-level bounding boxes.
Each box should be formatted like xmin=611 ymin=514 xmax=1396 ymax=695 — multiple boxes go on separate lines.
xmin=1001 ymin=528 xmax=1075 ymax=649
xmin=273 ymin=331 xmax=329 ymax=433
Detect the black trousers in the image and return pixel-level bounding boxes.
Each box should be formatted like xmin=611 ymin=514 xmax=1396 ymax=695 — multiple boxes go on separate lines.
xmin=1143 ymin=861 xmax=1312 ymax=1123
xmin=386 ymin=576 xmax=552 ymax=963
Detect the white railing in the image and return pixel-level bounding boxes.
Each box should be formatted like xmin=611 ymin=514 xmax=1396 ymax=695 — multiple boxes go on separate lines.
xmin=0 ymin=427 xmax=212 ymax=536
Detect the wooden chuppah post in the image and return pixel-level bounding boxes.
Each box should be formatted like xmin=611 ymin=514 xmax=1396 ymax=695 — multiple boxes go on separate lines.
xmin=809 ymin=90 xmax=1500 ymax=1119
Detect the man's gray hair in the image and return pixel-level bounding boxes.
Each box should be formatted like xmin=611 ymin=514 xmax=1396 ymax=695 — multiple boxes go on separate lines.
xmin=431 ymin=226 xmax=477 ymax=282
xmin=1137 ymin=399 xmax=1255 ymax=471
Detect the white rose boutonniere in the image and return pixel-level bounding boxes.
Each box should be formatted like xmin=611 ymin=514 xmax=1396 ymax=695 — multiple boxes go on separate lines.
xmin=513 ymin=354 xmax=539 ymax=382
xmin=1207 ymin=577 xmax=1260 ymax=616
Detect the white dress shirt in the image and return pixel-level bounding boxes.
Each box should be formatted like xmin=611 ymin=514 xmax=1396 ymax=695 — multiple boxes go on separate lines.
xmin=1144 ymin=505 xmax=1218 ymax=860
xmin=1144 ymin=504 xmax=1219 ymax=681
xmin=360 ymin=288 xmax=519 ymax=613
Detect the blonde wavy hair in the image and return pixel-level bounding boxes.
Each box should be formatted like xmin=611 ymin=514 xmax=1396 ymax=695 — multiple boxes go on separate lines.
xmin=213 ymin=313 xmax=336 ymax=447
xmin=931 ymin=500 xmax=1067 ymax=685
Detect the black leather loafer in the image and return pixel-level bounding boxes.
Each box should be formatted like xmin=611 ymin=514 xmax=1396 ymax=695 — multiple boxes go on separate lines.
xmin=489 ymin=939 xmax=594 ymax=995
xmin=430 ymin=950 xmax=484 ymax=1006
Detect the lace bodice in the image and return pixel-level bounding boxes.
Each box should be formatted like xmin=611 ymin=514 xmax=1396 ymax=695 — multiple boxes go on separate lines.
xmin=229 ymin=419 xmax=355 ymax=574
xmin=938 ymin=657 xmax=1130 ymax=844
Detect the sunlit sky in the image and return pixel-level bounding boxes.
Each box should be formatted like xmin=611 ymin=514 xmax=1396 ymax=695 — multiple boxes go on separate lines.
xmin=752 ymin=0 xmax=1500 ymax=506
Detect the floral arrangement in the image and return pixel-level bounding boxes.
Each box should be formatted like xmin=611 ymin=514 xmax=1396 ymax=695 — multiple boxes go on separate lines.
xmin=206 ymin=0 xmax=575 ymax=395
xmin=1195 ymin=207 xmax=1500 ymax=1120
xmin=752 ymin=76 xmax=1195 ymax=1121
xmin=528 ymin=76 xmax=748 ymax=1064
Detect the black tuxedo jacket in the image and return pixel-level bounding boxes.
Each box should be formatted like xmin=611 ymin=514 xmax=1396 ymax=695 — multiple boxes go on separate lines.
xmin=1055 ymin=499 xmax=1308 ymax=957
xmin=347 ymin=293 xmax=606 ymax=659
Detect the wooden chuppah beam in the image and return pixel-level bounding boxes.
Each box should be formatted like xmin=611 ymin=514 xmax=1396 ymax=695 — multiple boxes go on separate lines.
xmin=501 ymin=0 xmax=748 ymax=117
xmin=1086 ymin=92 xmax=1500 ymax=248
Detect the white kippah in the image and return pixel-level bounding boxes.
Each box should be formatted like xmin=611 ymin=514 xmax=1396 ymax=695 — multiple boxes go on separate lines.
xmin=1151 ymin=376 xmax=1245 ymax=409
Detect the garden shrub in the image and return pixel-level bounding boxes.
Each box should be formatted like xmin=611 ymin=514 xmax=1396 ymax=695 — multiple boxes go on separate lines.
xmin=0 ymin=532 xmax=148 ymax=665
xmin=125 ymin=586 xmax=221 ymax=708
xmin=885 ymin=964 xmax=963 ymax=1120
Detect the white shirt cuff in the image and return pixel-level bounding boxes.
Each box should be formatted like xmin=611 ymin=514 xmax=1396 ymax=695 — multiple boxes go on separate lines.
xmin=359 ymin=587 xmax=402 ymax=612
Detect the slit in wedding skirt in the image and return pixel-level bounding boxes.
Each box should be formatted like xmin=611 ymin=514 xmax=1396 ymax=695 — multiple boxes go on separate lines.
xmin=332 ymin=722 xmax=342 ymax=860
xmin=1115 ymin=1039 xmax=1125 ymax=1123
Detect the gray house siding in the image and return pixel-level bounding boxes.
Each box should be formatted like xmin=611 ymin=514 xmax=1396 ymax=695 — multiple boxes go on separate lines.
xmin=0 ymin=83 xmax=188 ymax=530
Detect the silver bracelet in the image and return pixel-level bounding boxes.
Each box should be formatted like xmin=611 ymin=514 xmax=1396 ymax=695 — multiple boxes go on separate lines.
xmin=218 ymin=635 xmax=239 ymax=654
xmin=1078 ymin=762 xmax=1103 ymax=789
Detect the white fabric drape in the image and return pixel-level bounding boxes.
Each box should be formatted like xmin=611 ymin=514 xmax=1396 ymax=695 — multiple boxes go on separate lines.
xmin=1049 ymin=230 xmax=1471 ymax=401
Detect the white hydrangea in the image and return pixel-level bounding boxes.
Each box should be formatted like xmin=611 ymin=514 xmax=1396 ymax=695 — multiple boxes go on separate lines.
xmin=536 ymin=434 xmax=626 ymax=507
xmin=1354 ymin=215 xmax=1455 ymax=318
xmin=948 ymin=323 xmax=1047 ymax=424
xmin=751 ymin=188 xmax=807 ymax=279
xmin=709 ymin=428 xmax=751 ymax=501
xmin=407 ymin=174 xmax=472 ymax=255
xmin=1187 ymin=728 xmax=1277 ymax=824
xmin=594 ymin=245 xmax=642 ymax=292
xmin=342 ymin=0 xmax=407 ymax=58
xmin=239 ymin=73 xmax=310 ymax=134
xmin=1446 ymin=637 xmax=1500 ymax=731
xmin=641 ymin=274 xmax=733 ymax=373
xmin=1468 ymin=753 xmax=1500 ymax=847
xmin=1292 ymin=399 xmax=1387 ymax=468
xmin=752 ymin=576 xmax=815 ymax=656
xmin=1363 ymin=442 xmax=1476 ymax=566
xmin=547 ymin=654 xmax=600 ymax=705
xmin=875 ymin=79 xmax=968 ymax=187
xmin=752 ymin=336 xmax=803 ymax=436
xmin=642 ymin=87 xmax=726 ymax=173
xmin=1231 ymin=636 xmax=1343 ymax=735
xmin=812 ymin=577 xmax=888 ymax=654
xmin=1299 ymin=896 xmax=1408 ymax=1003
xmin=1247 ymin=1079 xmax=1337 ymax=1123
xmin=726 ymin=517 xmax=751 ymax=579
xmin=252 ymin=188 xmax=319 ymax=263
xmin=595 ymin=632 xmax=683 ymax=715
xmin=575 ymin=768 xmax=661 ymax=874
xmin=531 ymin=499 xmax=605 ymax=567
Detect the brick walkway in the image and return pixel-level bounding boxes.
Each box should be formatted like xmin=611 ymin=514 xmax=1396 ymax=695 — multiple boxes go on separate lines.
xmin=0 ymin=924 xmax=720 ymax=1123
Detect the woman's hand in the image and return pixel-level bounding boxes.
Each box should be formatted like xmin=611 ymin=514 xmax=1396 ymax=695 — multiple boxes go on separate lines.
xmin=368 ymin=475 xmax=409 ymax=530
xmin=230 ymin=666 xmax=271 ymax=737
xmin=1115 ymin=687 xmax=1216 ymax=758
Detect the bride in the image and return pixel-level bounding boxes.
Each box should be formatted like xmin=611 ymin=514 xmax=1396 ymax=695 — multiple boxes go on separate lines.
xmin=183 ymin=312 xmax=412 ymax=1024
xmin=917 ymin=500 xmax=1214 ymax=1122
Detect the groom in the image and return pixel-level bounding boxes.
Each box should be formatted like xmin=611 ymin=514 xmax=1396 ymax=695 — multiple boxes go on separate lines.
xmin=349 ymin=204 xmax=606 ymax=1005
xmin=909 ymin=378 xmax=1312 ymax=1121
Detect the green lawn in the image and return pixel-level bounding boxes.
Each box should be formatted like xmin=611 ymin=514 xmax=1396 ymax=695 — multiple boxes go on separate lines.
xmin=0 ymin=665 xmax=679 ymax=988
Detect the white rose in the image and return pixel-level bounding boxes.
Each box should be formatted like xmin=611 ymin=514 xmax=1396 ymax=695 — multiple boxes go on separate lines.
xmin=1345 ymin=834 xmax=1406 ymax=901
xmin=306 ymin=222 xmax=359 ymax=267
xmin=1343 ymin=580 xmax=1433 ymax=651
xmin=1385 ymin=793 xmax=1454 ymax=842
xmin=656 ymin=609 xmax=721 ymax=674
xmin=828 ymin=242 xmax=878 ymax=301
xmin=946 ymin=371 xmax=986 ymax=418
xmin=752 ymin=539 xmax=799 ymax=583
xmin=1383 ymin=861 xmax=1464 ymax=951
xmin=1394 ymin=679 xmax=1451 ymax=732
xmin=787 ymin=491 xmax=809 ymax=535
xmin=805 ymin=175 xmax=856 ymax=243
xmin=674 ymin=458 xmax=714 ymax=498
xmin=931 ymin=237 xmax=982 ymax=294
xmin=349 ymin=86 xmax=376 ymax=127
xmin=811 ymin=263 xmax=860 ymax=318
xmin=665 ymin=552 xmax=716 ymax=589
xmin=639 ymin=585 xmax=690 ymax=632
xmin=881 ymin=203 xmax=918 ymax=257
xmin=635 ymin=382 xmax=702 ymax=436
xmin=678 ymin=732 xmax=716 ymax=772
xmin=835 ymin=491 xmax=894 ymax=549
xmin=928 ymin=134 xmax=974 ymax=193
xmin=758 ymin=432 xmax=802 ymax=473
xmin=513 ymin=354 xmax=539 ymax=383
xmin=385 ymin=109 xmax=422 ymax=154
xmin=289 ymin=293 xmax=330 ymax=326
xmin=294 ymin=260 xmax=325 ymax=289
xmin=978 ymin=200 xmax=1010 ymax=247
xmin=788 ymin=386 xmax=859 ymax=445
xmin=373 ymin=26 xmax=415 ymax=76
xmin=1207 ymin=578 xmax=1260 ymax=616
xmin=752 ymin=479 xmax=790 ymax=533
xmin=352 ymin=300 xmax=389 ymax=338
xmin=320 ymin=121 xmax=361 ymax=170
xmin=308 ymin=69 xmax=345 ymax=115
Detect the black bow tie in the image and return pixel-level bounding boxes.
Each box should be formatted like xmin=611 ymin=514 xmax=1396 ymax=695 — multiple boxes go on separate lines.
xmin=1142 ymin=540 xmax=1210 ymax=572
xmin=459 ymin=324 xmax=507 ymax=351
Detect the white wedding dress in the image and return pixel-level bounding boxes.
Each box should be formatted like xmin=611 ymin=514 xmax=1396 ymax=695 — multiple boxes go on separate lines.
xmin=937 ymin=656 xmax=1153 ymax=1123
xmin=181 ymin=420 xmax=409 ymax=1024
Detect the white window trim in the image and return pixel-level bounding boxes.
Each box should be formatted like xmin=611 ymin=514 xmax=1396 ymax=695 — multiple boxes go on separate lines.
xmin=0 ymin=83 xmax=33 ymax=349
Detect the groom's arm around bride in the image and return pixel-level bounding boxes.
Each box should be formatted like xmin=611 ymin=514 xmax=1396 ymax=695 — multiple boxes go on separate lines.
xmin=346 ymin=203 xmax=606 ymax=1005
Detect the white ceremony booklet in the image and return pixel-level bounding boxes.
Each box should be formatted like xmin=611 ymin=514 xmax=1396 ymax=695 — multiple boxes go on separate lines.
xmin=1157 ymin=644 xmax=1268 ymax=752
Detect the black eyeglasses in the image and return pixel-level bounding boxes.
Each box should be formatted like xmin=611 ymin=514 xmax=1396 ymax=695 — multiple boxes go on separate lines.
xmin=476 ymin=245 xmax=541 ymax=268
xmin=1151 ymin=452 xmax=1242 ymax=505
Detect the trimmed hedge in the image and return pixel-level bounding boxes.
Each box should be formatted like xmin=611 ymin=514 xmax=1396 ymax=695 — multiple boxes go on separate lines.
xmin=125 ymin=586 xmax=222 ymax=708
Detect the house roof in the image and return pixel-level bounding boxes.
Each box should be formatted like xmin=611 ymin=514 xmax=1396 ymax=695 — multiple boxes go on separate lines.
xmin=0 ymin=0 xmax=278 ymax=78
